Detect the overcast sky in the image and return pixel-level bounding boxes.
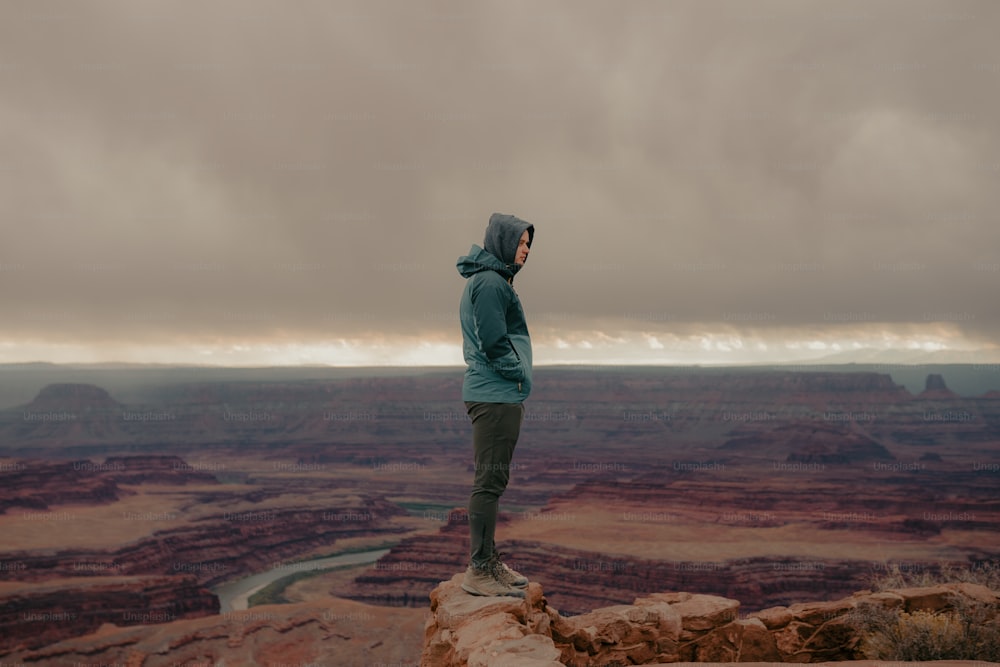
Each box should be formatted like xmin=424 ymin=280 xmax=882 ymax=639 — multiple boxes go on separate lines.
xmin=1 ymin=0 xmax=998 ymax=366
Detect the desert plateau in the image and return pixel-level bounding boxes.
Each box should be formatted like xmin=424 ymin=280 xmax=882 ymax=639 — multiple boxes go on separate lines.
xmin=1 ymin=363 xmax=998 ymax=665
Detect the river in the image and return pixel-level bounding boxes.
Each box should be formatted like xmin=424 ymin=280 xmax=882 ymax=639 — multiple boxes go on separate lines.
xmin=212 ymin=548 xmax=390 ymax=613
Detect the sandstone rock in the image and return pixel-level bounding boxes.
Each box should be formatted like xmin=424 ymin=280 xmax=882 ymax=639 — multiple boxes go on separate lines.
xmin=732 ymin=617 xmax=780 ymax=661
xmin=895 ymin=584 xmax=965 ymax=612
xmin=553 ymin=598 xmax=681 ymax=665
xmin=467 ymin=634 xmax=563 ymax=667
xmin=751 ymin=605 xmax=793 ymax=629
xmin=862 ymin=590 xmax=904 ymax=609
xmin=770 ymin=620 xmax=814 ymax=660
xmin=944 ymin=581 xmax=1000 ymax=605
xmin=787 ymin=597 xmax=857 ymax=626
xmin=422 ymin=574 xmax=557 ymax=667
xmin=668 ymin=593 xmax=740 ymax=632
xmin=803 ymin=615 xmax=860 ymax=660
xmin=416 ymin=575 xmax=928 ymax=666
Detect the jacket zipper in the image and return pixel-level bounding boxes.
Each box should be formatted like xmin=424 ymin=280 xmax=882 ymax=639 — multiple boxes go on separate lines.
xmin=510 ymin=342 xmax=523 ymax=393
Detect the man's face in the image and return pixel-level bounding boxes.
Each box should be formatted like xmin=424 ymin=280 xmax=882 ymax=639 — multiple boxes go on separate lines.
xmin=514 ymin=230 xmax=530 ymax=266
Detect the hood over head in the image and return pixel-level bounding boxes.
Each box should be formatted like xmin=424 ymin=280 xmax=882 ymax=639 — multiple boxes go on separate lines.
xmin=457 ymin=213 xmax=535 ymax=281
xmin=484 ymin=213 xmax=534 ymax=268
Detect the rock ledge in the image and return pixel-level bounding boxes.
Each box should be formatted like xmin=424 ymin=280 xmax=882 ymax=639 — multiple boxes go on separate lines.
xmin=421 ymin=575 xmax=999 ymax=666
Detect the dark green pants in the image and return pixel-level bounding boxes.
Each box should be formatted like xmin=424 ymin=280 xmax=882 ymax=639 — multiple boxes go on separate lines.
xmin=465 ymin=401 xmax=524 ymax=568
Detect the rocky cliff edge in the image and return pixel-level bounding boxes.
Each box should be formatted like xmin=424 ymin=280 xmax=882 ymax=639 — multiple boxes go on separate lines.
xmin=421 ymin=574 xmax=999 ymax=666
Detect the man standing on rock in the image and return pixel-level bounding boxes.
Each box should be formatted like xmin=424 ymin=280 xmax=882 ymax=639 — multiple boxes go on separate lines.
xmin=456 ymin=213 xmax=534 ymax=597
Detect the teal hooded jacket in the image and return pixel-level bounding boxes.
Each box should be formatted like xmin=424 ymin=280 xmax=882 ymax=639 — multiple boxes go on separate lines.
xmin=457 ymin=214 xmax=534 ymax=403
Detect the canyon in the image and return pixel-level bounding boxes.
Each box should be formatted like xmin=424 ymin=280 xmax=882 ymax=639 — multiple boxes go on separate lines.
xmin=0 ymin=364 xmax=997 ymax=663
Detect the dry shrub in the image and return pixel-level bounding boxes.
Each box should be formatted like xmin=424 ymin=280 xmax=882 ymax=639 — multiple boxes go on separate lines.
xmin=852 ymin=595 xmax=1000 ymax=661
xmin=869 ymin=560 xmax=1000 ymax=591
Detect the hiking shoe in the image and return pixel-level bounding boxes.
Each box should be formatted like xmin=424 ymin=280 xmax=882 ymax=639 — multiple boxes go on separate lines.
xmin=461 ymin=562 xmax=526 ymax=598
xmin=491 ymin=552 xmax=528 ymax=588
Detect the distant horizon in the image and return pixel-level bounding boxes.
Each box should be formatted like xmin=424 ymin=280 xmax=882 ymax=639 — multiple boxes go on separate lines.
xmin=4 ymin=353 xmax=1000 ymax=370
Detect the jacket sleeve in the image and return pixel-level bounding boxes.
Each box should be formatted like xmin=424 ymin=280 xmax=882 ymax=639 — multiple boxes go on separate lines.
xmin=470 ymin=277 xmax=525 ymax=382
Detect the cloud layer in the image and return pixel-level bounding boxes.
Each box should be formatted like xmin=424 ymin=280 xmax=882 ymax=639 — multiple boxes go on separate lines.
xmin=1 ymin=0 xmax=998 ymax=363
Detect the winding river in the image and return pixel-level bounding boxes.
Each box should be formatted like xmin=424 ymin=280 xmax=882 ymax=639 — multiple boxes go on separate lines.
xmin=212 ymin=548 xmax=390 ymax=613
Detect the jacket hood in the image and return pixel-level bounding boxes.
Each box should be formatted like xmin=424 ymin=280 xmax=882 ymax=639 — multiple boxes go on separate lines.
xmin=457 ymin=244 xmax=507 ymax=279
xmin=484 ymin=213 xmax=534 ymax=267
xmin=457 ymin=213 xmax=535 ymax=281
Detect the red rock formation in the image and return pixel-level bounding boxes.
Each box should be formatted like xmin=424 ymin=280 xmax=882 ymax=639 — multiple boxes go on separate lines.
xmin=101 ymin=454 xmax=220 ymax=485
xmin=421 ymin=575 xmax=1000 ymax=666
xmin=0 ymin=460 xmax=123 ymax=514
xmin=721 ymin=421 xmax=894 ymax=464
xmin=344 ymin=528 xmax=897 ymax=616
xmin=5 ymin=596 xmax=426 ymax=666
xmin=1 ymin=496 xmax=408 ymax=587
xmin=24 ymin=383 xmax=121 ymax=412
xmin=920 ymin=373 xmax=960 ymax=400
xmin=0 ymin=455 xmax=220 ymax=515
xmin=0 ymin=574 xmax=218 ymax=655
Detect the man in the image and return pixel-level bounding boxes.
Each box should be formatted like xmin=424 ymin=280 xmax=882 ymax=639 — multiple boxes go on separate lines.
xmin=456 ymin=212 xmax=534 ymax=597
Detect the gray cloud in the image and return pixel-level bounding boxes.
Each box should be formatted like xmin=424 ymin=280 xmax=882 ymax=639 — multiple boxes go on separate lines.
xmin=1 ymin=0 xmax=998 ymax=359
